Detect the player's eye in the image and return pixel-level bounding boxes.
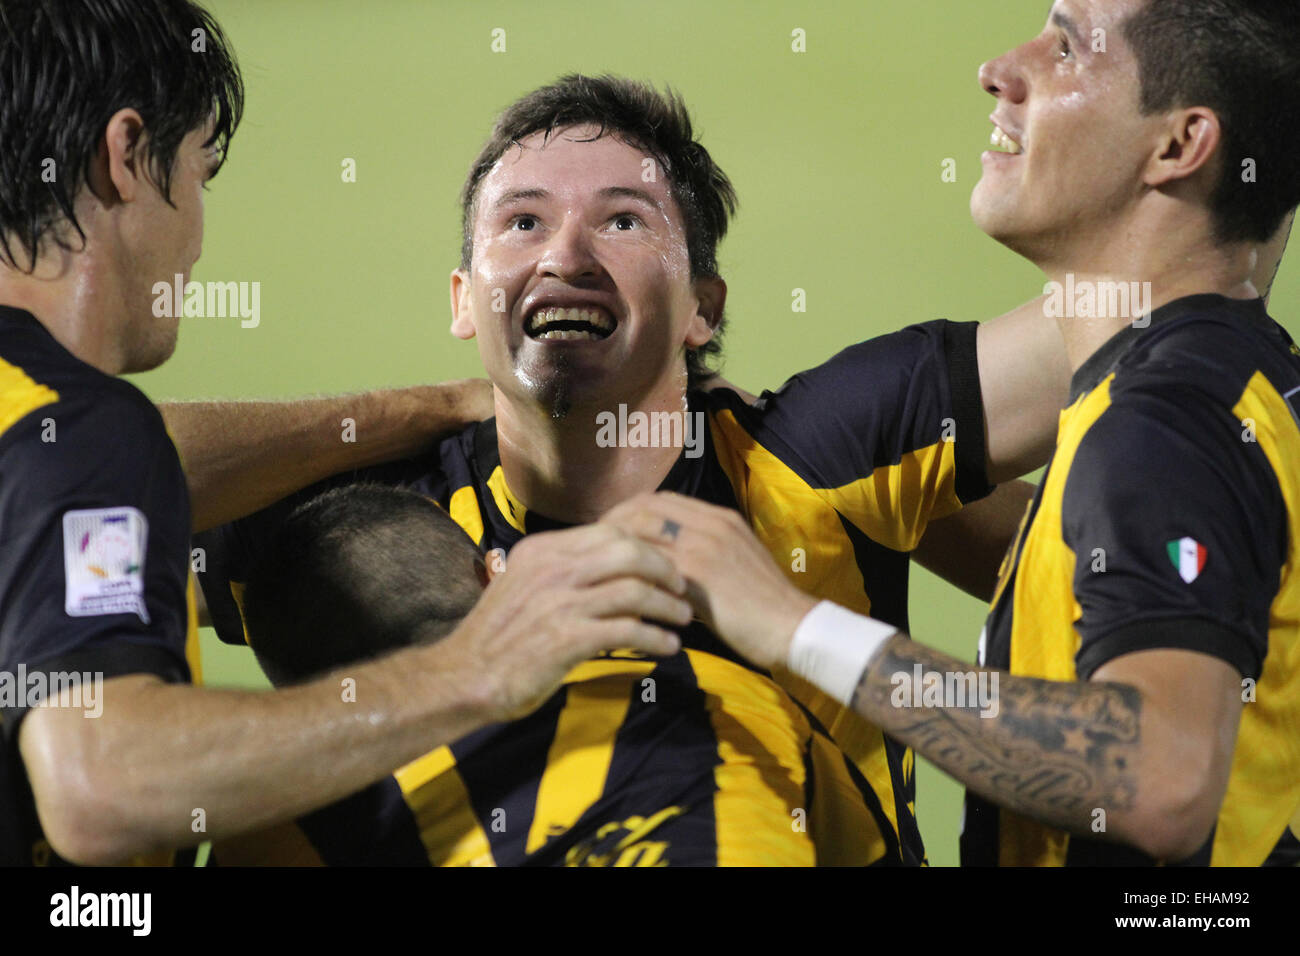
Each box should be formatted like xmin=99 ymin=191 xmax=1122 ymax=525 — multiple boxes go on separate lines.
xmin=510 ymin=215 xmax=538 ymax=231
xmin=1058 ymin=33 xmax=1072 ymax=60
xmin=612 ymin=213 xmax=641 ymax=231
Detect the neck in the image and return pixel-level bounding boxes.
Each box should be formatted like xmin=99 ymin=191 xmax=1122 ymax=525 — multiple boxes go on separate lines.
xmin=493 ymin=381 xmax=695 ymax=524
xmin=0 ymin=245 xmax=127 ymax=375
xmin=1040 ymin=211 xmax=1259 ymax=373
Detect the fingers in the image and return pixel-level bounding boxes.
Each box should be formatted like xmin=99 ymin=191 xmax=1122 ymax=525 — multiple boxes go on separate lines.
xmin=581 ymin=578 xmax=693 ymax=628
xmin=562 ymin=524 xmax=687 ymax=594
xmin=572 ymin=619 xmax=682 ymax=659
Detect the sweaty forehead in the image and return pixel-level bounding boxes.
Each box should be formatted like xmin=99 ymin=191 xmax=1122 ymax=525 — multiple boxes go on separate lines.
xmin=479 ymin=126 xmax=675 ymax=211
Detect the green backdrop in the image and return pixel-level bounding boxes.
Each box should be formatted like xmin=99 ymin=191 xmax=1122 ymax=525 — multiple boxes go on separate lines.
xmin=128 ymin=0 xmax=1300 ymax=866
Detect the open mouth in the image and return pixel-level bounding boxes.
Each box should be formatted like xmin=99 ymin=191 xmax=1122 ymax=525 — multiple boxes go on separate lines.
xmin=989 ymin=124 xmax=1024 ymax=155
xmin=524 ymin=306 xmax=617 ymax=342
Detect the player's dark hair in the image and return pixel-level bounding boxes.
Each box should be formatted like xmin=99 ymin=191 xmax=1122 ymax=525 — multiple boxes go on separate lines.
xmin=241 ymin=485 xmax=487 ymax=687
xmin=1123 ymin=0 xmax=1300 ymax=244
xmin=460 ymin=74 xmax=737 ymax=388
xmin=0 ymin=0 xmax=244 ymax=270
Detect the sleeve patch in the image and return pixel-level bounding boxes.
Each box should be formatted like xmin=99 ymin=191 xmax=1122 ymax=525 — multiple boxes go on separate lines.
xmin=62 ymin=507 xmax=150 ymax=623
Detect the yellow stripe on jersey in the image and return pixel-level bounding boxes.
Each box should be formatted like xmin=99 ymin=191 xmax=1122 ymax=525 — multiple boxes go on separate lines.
xmin=707 ymin=408 xmax=905 ymax=853
xmin=1211 ymin=372 xmax=1300 ymax=866
xmin=0 ymin=356 xmax=58 ymax=439
xmin=395 ymin=748 xmax=496 ymax=866
xmin=685 ymin=649 xmax=815 ymax=866
xmin=448 ymin=483 xmax=485 ymax=547
xmin=526 ymin=659 xmax=653 ymax=853
xmin=807 ymin=731 xmax=891 ymax=865
xmin=185 ymin=574 xmax=203 ymax=686
xmin=229 ymin=580 xmax=251 ymax=645
xmin=999 ymin=377 xmax=1114 ymax=865
xmin=486 ymin=466 xmax=526 ymax=535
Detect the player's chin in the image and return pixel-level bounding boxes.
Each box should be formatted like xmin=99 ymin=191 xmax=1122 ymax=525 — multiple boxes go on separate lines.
xmin=969 ymin=189 xmax=1022 ymax=245
xmin=126 ymin=319 xmax=181 ymax=374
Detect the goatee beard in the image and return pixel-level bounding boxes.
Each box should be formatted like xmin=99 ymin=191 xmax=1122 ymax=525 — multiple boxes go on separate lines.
xmin=545 ymin=353 xmax=572 ymax=421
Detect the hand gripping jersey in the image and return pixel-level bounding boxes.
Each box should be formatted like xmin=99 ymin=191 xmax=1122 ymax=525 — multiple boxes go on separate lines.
xmin=200 ymin=320 xmax=992 ymax=866
xmin=962 ymin=295 xmax=1300 ymax=867
xmin=0 ymin=306 xmax=200 ymax=866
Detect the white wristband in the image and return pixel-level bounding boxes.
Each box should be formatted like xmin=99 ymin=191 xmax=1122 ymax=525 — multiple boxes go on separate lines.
xmin=786 ymin=601 xmax=898 ymax=706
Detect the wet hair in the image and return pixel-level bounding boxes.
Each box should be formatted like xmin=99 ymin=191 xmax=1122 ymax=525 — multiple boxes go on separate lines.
xmin=0 ymin=0 xmax=244 ymax=269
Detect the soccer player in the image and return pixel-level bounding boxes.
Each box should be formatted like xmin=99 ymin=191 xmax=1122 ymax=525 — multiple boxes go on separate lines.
xmin=0 ymin=0 xmax=686 ymax=867
xmin=195 ymin=74 xmax=1083 ymax=865
xmin=217 ymin=485 xmax=488 ymax=865
xmin=621 ymin=0 xmax=1300 ymax=866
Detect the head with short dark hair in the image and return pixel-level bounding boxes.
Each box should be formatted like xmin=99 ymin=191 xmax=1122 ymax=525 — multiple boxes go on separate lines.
xmin=452 ymin=74 xmax=737 ymax=404
xmin=1123 ymin=0 xmax=1300 ymax=244
xmin=241 ymin=485 xmax=487 ymax=687
xmin=0 ymin=0 xmax=243 ymax=269
xmin=972 ymin=0 xmax=1300 ymax=263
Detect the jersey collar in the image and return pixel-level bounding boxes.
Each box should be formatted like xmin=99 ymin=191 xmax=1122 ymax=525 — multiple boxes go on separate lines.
xmin=1068 ymin=294 xmax=1272 ymax=403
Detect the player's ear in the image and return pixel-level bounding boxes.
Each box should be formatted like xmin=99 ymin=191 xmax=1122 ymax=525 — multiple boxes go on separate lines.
xmin=449 ymin=268 xmax=477 ymax=340
xmin=1144 ymin=106 xmax=1221 ymax=190
xmin=685 ymin=275 xmax=726 ymax=348
xmin=93 ymin=108 xmax=148 ymax=204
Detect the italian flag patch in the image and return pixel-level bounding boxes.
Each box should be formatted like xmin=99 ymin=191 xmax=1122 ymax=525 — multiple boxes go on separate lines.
xmin=1167 ymin=537 xmax=1208 ymax=584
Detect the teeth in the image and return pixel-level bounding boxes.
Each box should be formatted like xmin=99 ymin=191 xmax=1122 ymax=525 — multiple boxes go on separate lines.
xmin=526 ymin=306 xmax=614 ymax=336
xmin=537 ymin=328 xmax=602 ymax=341
xmin=990 ymin=126 xmax=1023 ymax=155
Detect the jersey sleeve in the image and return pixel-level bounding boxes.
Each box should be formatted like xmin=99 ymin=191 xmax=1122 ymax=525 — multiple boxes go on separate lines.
xmin=749 ymin=319 xmax=992 ymax=551
xmin=0 ymin=390 xmax=193 ymax=745
xmin=1064 ymin=386 xmax=1284 ymax=681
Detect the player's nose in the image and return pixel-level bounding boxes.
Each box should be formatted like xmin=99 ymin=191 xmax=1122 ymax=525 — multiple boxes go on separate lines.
xmin=979 ymin=50 xmax=1027 ymax=104
xmin=536 ymin=215 xmax=602 ymax=283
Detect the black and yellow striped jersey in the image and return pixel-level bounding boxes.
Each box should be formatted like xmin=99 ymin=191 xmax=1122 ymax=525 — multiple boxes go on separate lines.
xmin=200 ymin=319 xmax=992 ymax=866
xmin=0 ymin=306 xmax=201 ymax=867
xmin=961 ymin=295 xmax=1300 ymax=867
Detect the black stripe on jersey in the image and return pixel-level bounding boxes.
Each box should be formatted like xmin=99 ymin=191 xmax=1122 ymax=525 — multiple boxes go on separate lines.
xmin=450 ymin=689 xmax=567 ymax=866
xmin=943 ymin=320 xmax=989 ymax=505
xmin=526 ymin=653 xmax=722 ymax=866
xmin=837 ymin=511 xmax=909 ymax=632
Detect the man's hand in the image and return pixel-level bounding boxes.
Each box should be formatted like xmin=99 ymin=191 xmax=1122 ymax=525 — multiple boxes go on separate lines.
xmin=601 ymin=492 xmax=816 ymax=670
xmin=441 ymin=522 xmax=691 ymax=721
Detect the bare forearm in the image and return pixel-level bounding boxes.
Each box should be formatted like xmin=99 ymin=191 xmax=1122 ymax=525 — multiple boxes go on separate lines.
xmin=21 ymin=640 xmax=492 ymax=864
xmin=850 ymin=634 xmax=1142 ymax=842
xmin=912 ymin=480 xmax=1035 ymax=601
xmin=162 ymin=381 xmax=491 ymax=533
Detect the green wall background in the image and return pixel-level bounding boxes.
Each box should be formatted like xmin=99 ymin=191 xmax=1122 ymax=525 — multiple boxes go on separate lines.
xmin=128 ymin=0 xmax=1300 ymax=866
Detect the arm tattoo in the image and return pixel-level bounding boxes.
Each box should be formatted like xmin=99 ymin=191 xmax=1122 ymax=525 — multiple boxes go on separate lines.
xmin=851 ymin=635 xmax=1142 ymax=836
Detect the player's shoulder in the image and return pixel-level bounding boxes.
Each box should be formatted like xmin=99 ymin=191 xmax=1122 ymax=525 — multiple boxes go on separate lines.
xmin=1111 ymin=295 xmax=1299 ymax=412
xmin=0 ymin=334 xmax=173 ymax=487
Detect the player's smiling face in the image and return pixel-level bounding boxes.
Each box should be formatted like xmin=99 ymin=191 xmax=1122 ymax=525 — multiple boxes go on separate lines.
xmin=970 ymin=0 xmax=1161 ymax=265
xmin=450 ymin=125 xmax=716 ymax=417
